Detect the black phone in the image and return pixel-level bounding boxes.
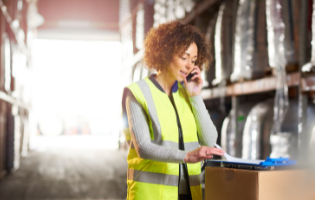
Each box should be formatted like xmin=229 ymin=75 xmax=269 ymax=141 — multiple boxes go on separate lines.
xmin=186 ymin=73 xmax=196 ymax=82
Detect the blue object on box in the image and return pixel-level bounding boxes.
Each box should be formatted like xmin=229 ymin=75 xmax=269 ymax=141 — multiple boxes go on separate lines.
xmin=208 ymin=157 xmax=296 ymax=170
xmin=258 ymin=157 xmax=296 ymax=167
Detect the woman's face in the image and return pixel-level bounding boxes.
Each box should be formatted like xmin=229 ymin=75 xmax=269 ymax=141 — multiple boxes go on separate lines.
xmin=168 ymin=42 xmax=198 ymax=82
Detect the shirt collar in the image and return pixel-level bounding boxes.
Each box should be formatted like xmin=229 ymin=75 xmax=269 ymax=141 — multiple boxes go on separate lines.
xmin=149 ymin=74 xmax=178 ymax=93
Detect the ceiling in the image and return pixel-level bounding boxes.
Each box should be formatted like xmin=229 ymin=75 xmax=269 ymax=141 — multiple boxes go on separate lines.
xmin=37 ymin=0 xmax=119 ymax=40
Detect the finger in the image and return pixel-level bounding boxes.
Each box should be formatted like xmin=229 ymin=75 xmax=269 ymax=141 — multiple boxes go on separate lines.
xmin=190 ymin=71 xmax=202 ymax=82
xmin=183 ymin=74 xmax=188 ymax=86
xmin=207 ymin=148 xmax=225 ymax=156
xmin=201 ymin=155 xmax=213 ymax=160
xmin=190 ymin=68 xmax=200 ymax=75
xmin=210 ymin=148 xmax=225 ymax=154
xmin=194 ymin=65 xmax=200 ymax=72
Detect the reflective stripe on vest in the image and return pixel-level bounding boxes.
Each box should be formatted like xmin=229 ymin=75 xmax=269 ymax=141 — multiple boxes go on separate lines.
xmin=127 ymin=168 xmax=201 ymax=187
xmin=123 ymin=78 xmax=202 ymax=200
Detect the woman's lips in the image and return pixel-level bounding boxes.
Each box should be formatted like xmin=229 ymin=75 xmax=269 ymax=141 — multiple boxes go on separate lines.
xmin=180 ymin=71 xmax=188 ymax=77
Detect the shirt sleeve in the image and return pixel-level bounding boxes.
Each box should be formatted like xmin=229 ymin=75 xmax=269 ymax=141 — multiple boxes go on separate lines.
xmin=125 ymin=91 xmax=187 ymax=163
xmin=189 ymin=95 xmax=218 ymax=147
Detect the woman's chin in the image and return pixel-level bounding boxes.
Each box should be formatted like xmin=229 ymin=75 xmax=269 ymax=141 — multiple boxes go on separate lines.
xmin=177 ymin=77 xmax=185 ymax=82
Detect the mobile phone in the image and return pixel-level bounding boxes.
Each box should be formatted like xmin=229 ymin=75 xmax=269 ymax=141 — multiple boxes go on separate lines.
xmin=186 ymin=72 xmax=196 ymax=82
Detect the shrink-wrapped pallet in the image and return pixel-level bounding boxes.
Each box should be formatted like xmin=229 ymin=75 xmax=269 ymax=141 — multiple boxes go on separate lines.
xmin=231 ymin=0 xmax=268 ymax=82
xmin=302 ymin=0 xmax=315 ymax=72
xmin=204 ymin=12 xmax=218 ymax=88
xmin=212 ymin=0 xmax=238 ymax=85
xmin=243 ymin=99 xmax=274 ymax=160
xmin=221 ymin=102 xmax=256 ymax=157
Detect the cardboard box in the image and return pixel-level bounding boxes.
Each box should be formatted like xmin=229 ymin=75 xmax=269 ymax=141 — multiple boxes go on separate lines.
xmin=205 ymin=167 xmax=315 ymax=200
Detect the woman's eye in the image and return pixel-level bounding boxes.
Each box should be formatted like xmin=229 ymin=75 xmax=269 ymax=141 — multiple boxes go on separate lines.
xmin=181 ymin=57 xmax=187 ymax=60
xmin=192 ymin=60 xmax=196 ymax=64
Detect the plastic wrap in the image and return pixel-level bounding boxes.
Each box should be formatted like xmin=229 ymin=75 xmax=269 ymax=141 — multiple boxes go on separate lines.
xmin=221 ymin=103 xmax=255 ymax=157
xmin=183 ymin=0 xmax=195 ymax=13
xmin=212 ymin=4 xmax=224 ymax=85
xmin=136 ymin=5 xmax=144 ymax=50
xmin=154 ymin=0 xmax=188 ymax=27
xmin=212 ymin=0 xmax=236 ymax=85
xmin=311 ymin=128 xmax=315 ymax=162
xmin=303 ymin=103 xmax=315 ymax=162
xmin=242 ymin=99 xmax=274 ymax=160
xmin=281 ymin=0 xmax=299 ymax=64
xmin=232 ymin=0 xmax=255 ymax=82
xmin=208 ymin=108 xmax=227 ymax=147
xmin=204 ymin=13 xmax=218 ymax=88
xmin=231 ymin=0 xmax=267 ymax=82
xmin=4 ymin=33 xmax=11 ymax=92
xmin=266 ymin=0 xmax=289 ymax=134
xmin=270 ymin=133 xmax=292 ymax=158
xmin=302 ymin=0 xmax=315 ymax=72
xmin=270 ymin=100 xmax=298 ymax=158
xmin=132 ymin=62 xmax=143 ymax=82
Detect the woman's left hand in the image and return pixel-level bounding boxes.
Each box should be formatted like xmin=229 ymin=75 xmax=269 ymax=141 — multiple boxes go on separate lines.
xmin=183 ymin=66 xmax=203 ymax=97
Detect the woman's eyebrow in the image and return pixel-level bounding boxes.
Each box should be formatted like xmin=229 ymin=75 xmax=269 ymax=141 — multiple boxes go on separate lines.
xmin=185 ymin=52 xmax=197 ymax=58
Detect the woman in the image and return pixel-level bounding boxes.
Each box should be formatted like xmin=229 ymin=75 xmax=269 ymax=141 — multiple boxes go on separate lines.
xmin=122 ymin=21 xmax=225 ymax=200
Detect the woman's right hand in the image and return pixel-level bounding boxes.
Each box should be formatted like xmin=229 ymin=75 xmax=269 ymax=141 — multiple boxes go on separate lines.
xmin=184 ymin=146 xmax=225 ymax=163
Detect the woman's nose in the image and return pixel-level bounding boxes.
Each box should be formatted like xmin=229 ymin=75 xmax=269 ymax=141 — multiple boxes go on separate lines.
xmin=185 ymin=60 xmax=194 ymax=70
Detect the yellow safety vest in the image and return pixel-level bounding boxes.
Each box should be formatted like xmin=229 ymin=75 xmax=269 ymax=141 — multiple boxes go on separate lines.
xmin=122 ymin=77 xmax=202 ymax=200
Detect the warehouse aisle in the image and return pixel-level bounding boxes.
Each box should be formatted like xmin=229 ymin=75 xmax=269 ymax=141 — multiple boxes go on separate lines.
xmin=0 ymin=149 xmax=127 ymax=200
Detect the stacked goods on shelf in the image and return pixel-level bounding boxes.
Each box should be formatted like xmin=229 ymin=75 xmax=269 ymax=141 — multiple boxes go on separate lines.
xmin=302 ymin=0 xmax=315 ymax=73
xmin=141 ymin=64 xmax=149 ymax=78
xmin=136 ymin=0 xmax=154 ymax=49
xmin=0 ymin=12 xmax=5 ymax=91
xmin=270 ymin=100 xmax=298 ymax=159
xmin=11 ymin=47 xmax=28 ymax=101
xmin=0 ymin=101 xmax=7 ymax=178
xmin=221 ymin=102 xmax=256 ymax=157
xmin=153 ymin=0 xmax=194 ymax=27
xmin=3 ymin=0 xmax=28 ymax=44
xmin=0 ymin=4 xmax=8 ymax=178
xmin=4 ymin=33 xmax=11 ymax=93
xmin=266 ymin=0 xmax=297 ymax=71
xmin=242 ymin=99 xmax=274 ymax=160
xmin=231 ymin=0 xmax=268 ymax=82
xmin=132 ymin=62 xmax=143 ymax=82
xmin=13 ymin=109 xmax=21 ymax=171
xmin=135 ymin=1 xmax=154 ymax=51
xmin=136 ymin=4 xmax=145 ymax=50
xmin=207 ymin=106 xmax=229 ymax=146
xmin=241 ymin=99 xmax=299 ymax=160
xmin=281 ymin=0 xmax=300 ymax=69
xmin=5 ymin=105 xmax=25 ymax=172
xmin=204 ymin=12 xmax=217 ymax=88
xmin=305 ymin=104 xmax=315 ymax=162
xmin=212 ymin=0 xmax=238 ymax=86
xmin=153 ymin=0 xmax=166 ymax=26
xmin=5 ymin=106 xmax=14 ymax=171
xmin=311 ymin=122 xmax=315 ymax=162
xmin=125 ymin=0 xmax=154 ymax=83
xmin=20 ymin=111 xmax=29 ymax=157
xmin=266 ymin=0 xmax=293 ymax=157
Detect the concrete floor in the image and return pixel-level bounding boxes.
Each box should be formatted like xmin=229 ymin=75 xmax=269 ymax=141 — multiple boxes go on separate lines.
xmin=0 ymin=149 xmax=128 ymax=200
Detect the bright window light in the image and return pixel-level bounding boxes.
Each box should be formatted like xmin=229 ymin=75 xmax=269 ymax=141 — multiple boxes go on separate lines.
xmin=31 ymin=39 xmax=122 ymax=148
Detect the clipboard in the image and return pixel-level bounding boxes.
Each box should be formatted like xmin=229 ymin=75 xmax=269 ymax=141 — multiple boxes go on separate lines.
xmin=207 ymin=144 xmax=297 ymax=170
xmin=207 ymin=157 xmax=297 ymax=170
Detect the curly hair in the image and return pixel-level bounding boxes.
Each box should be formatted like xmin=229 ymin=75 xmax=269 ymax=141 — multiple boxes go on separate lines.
xmin=143 ymin=21 xmax=212 ymax=72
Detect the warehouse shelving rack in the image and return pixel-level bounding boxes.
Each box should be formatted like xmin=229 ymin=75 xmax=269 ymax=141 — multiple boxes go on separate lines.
xmin=0 ymin=0 xmax=32 ymax=179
